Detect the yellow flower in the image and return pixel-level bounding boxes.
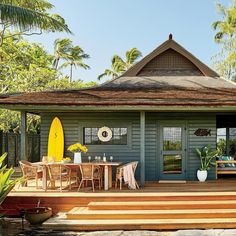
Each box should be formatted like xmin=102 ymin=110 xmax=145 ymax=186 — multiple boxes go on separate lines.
xmin=67 ymin=143 xmax=88 ymax=153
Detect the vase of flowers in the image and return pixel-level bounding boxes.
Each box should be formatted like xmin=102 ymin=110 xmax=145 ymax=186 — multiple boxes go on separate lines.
xmin=67 ymin=143 xmax=88 ymax=164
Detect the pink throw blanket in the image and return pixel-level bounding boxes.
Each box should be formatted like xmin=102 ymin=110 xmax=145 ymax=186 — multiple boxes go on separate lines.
xmin=123 ymin=164 xmax=136 ymax=189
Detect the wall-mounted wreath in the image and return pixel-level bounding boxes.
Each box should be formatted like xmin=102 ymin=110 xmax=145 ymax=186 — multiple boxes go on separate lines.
xmin=97 ymin=126 xmax=113 ymax=142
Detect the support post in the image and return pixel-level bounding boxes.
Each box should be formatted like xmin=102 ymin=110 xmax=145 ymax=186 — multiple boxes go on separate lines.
xmin=140 ymin=111 xmax=145 ymax=187
xmin=20 ymin=111 xmax=27 ymax=160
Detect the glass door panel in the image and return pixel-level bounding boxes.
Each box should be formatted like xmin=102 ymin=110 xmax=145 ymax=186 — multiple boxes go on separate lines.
xmin=163 ymin=127 xmax=182 ymax=151
xmin=163 ymin=154 xmax=182 ymax=174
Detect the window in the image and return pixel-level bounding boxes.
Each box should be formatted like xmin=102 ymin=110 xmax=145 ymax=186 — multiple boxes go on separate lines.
xmin=163 ymin=127 xmax=182 ymax=151
xmin=229 ymin=128 xmax=236 ymax=156
xmin=83 ymin=127 xmax=128 ymax=145
xmin=217 ymin=128 xmax=236 ymax=157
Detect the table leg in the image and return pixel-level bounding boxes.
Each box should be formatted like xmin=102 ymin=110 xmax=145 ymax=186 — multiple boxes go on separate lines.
xmin=108 ymin=166 xmax=112 ymax=188
xmin=104 ymin=165 xmax=109 ymax=191
xmin=42 ymin=166 xmax=47 ymax=191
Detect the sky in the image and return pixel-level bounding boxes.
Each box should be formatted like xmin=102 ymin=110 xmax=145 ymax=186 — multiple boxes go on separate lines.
xmin=30 ymin=0 xmax=231 ymax=83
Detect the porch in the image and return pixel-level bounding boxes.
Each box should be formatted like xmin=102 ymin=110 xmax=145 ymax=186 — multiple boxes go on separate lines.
xmin=3 ymin=179 xmax=236 ymax=230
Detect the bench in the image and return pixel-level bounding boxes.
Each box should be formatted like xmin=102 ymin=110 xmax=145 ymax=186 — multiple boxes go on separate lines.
xmin=216 ymin=160 xmax=236 ymax=179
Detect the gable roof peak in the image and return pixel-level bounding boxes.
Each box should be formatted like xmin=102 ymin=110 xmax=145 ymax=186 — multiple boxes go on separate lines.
xmin=122 ymin=36 xmax=219 ymax=78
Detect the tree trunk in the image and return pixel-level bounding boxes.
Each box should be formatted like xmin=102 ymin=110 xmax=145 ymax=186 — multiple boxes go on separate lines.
xmin=55 ymin=58 xmax=60 ymax=70
xmin=70 ymin=64 xmax=73 ymax=82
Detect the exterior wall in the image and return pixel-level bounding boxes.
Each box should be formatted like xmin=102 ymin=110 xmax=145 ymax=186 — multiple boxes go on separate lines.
xmin=41 ymin=112 xmax=141 ymax=179
xmin=145 ymin=113 xmax=216 ymax=181
xmin=41 ymin=112 xmax=217 ymax=181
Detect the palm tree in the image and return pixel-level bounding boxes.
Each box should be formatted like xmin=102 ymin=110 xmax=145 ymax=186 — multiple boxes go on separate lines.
xmin=212 ymin=1 xmax=236 ymax=80
xmin=60 ymin=46 xmax=90 ymax=82
xmin=212 ymin=1 xmax=236 ymax=42
xmin=98 ymin=48 xmax=142 ymax=80
xmin=0 ymin=0 xmax=71 ymax=33
xmin=53 ymin=38 xmax=72 ymax=70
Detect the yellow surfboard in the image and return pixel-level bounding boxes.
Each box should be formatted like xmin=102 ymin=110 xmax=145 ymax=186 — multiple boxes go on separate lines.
xmin=47 ymin=117 xmax=64 ymax=162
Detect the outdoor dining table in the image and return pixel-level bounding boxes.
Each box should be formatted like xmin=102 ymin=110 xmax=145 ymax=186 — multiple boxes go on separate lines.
xmin=33 ymin=161 xmax=121 ymax=191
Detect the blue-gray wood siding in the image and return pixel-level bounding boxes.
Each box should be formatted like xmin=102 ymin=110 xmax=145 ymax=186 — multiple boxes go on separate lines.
xmin=41 ymin=112 xmax=141 ymax=179
xmin=40 ymin=112 xmax=216 ymax=181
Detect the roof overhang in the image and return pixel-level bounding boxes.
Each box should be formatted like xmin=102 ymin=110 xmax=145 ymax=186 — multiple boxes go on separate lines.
xmin=1 ymin=104 xmax=236 ymax=113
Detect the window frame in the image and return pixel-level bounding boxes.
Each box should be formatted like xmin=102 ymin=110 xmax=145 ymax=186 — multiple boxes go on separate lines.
xmin=78 ymin=122 xmax=132 ymax=150
xmin=217 ymin=127 xmax=236 ymax=156
xmin=83 ymin=127 xmax=128 ymax=145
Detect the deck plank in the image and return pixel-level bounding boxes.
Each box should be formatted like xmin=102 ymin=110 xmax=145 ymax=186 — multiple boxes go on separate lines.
xmin=88 ymin=200 xmax=236 ymax=210
xmin=43 ymin=217 xmax=236 ymax=230
xmin=67 ymin=207 xmax=236 ymax=219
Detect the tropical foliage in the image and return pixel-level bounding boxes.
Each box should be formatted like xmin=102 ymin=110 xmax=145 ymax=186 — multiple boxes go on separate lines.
xmin=196 ymin=145 xmax=218 ymax=171
xmin=60 ymin=45 xmax=90 ymax=82
xmin=0 ymin=153 xmax=22 ymax=205
xmin=98 ymin=47 xmax=142 ymax=80
xmin=0 ymin=0 xmax=71 ymax=46
xmin=67 ymin=143 xmax=88 ymax=153
xmin=53 ymin=38 xmax=90 ymax=81
xmin=212 ymin=0 xmax=236 ymax=81
xmin=53 ymin=38 xmax=73 ymax=70
xmin=0 ymin=35 xmax=95 ymax=133
xmin=0 ymin=0 xmax=94 ymax=133
xmin=217 ymin=138 xmax=226 ymax=156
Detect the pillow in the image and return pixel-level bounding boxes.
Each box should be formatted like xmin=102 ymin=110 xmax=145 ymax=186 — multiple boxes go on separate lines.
xmin=219 ymin=156 xmax=235 ymax=167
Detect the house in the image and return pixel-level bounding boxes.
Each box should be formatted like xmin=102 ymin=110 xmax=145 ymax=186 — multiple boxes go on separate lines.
xmin=1 ymin=34 xmax=236 ymax=186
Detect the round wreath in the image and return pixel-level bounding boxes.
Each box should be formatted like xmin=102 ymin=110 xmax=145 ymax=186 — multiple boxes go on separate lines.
xmin=97 ymin=126 xmax=113 ymax=142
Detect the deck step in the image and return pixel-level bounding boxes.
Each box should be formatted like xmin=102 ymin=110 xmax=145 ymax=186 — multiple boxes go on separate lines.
xmin=43 ymin=217 xmax=236 ymax=230
xmin=88 ymin=200 xmax=236 ymax=210
xmin=67 ymin=207 xmax=236 ymax=220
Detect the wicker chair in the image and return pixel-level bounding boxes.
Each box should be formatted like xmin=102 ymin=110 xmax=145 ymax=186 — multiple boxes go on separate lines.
xmin=47 ymin=164 xmax=72 ymax=191
xmin=69 ymin=166 xmax=80 ymax=188
xmin=115 ymin=161 xmax=139 ymax=190
xmin=78 ymin=164 xmax=102 ymax=192
xmin=19 ymin=160 xmax=43 ymax=188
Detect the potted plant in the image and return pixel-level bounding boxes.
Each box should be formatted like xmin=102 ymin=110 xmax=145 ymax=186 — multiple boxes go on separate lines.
xmin=195 ymin=144 xmax=217 ymax=182
xmin=67 ymin=143 xmax=88 ymax=163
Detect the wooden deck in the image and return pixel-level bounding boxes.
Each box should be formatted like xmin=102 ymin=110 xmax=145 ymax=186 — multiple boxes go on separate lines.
xmin=4 ymin=179 xmax=236 ymax=230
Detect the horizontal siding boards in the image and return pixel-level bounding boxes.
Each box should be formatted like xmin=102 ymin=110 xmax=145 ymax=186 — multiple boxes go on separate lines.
xmin=187 ymin=119 xmax=216 ymax=180
xmin=145 ymin=113 xmax=217 ymax=181
xmin=145 ymin=120 xmax=157 ymax=181
xmin=40 ymin=112 xmax=141 ymax=180
xmin=40 ymin=112 xmax=218 ymax=182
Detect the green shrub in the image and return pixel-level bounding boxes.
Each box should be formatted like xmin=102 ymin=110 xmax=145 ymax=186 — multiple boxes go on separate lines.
xmin=0 ymin=153 xmax=23 ymax=205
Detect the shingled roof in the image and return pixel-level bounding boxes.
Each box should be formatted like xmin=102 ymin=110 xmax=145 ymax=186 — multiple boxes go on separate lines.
xmin=0 ymin=35 xmax=236 ymax=111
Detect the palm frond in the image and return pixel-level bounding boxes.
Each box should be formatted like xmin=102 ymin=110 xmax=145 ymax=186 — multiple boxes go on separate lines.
xmin=112 ymin=55 xmax=126 ymax=73
xmin=1 ymin=0 xmax=54 ymax=11
xmin=97 ymin=69 xmax=118 ymax=80
xmin=54 ymin=38 xmax=72 ymax=55
xmin=74 ymin=61 xmax=90 ymax=70
xmin=214 ymin=31 xmax=224 ymax=42
xmin=212 ymin=21 xmax=222 ymax=30
xmin=0 ymin=3 xmax=72 ymax=33
xmin=126 ymin=48 xmax=142 ymax=65
xmin=58 ymin=61 xmax=70 ymax=69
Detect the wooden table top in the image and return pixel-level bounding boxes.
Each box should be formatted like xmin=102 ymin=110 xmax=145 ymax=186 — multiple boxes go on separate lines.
xmin=33 ymin=161 xmax=121 ymax=166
